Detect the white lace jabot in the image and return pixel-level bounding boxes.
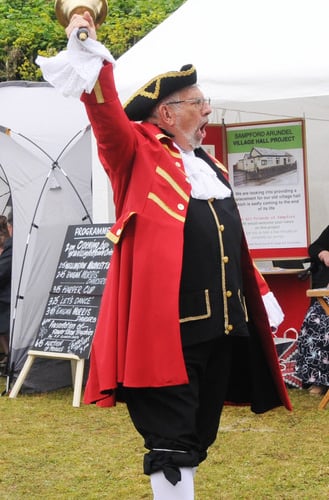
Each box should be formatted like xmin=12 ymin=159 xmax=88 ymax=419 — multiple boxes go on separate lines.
xmin=36 ymin=30 xmax=115 ymax=98
xmin=178 ymin=148 xmax=231 ymax=200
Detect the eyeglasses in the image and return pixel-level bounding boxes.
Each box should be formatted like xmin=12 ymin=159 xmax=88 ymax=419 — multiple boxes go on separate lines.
xmin=165 ymin=97 xmax=211 ymax=108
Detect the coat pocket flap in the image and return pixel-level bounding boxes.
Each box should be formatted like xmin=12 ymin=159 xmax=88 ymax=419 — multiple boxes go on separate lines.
xmin=179 ymin=289 xmax=211 ymax=323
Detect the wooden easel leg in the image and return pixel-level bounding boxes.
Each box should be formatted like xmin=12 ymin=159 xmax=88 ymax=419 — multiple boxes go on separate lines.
xmin=8 ymin=350 xmax=85 ymax=407
xmin=319 ymin=389 xmax=329 ymax=410
xmin=9 ymin=354 xmax=36 ymax=398
xmin=72 ymin=359 xmax=85 ymax=408
xmin=70 ymin=359 xmax=77 ymax=387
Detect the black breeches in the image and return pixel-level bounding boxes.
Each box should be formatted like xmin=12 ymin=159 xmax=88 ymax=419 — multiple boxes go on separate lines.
xmin=124 ymin=336 xmax=233 ymax=480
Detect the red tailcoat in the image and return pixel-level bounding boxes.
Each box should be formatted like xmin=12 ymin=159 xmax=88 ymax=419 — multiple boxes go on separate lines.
xmin=82 ymin=64 xmax=292 ymax=412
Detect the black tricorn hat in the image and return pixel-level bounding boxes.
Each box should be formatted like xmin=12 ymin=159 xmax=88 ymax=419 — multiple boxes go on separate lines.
xmin=123 ymin=64 xmax=197 ymax=121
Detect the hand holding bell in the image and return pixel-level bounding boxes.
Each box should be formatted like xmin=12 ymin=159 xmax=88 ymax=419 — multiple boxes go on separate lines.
xmin=54 ymin=0 xmax=108 ymax=41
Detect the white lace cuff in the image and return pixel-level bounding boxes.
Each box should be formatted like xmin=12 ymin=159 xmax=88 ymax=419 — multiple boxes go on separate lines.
xmin=262 ymin=291 xmax=285 ymax=330
xmin=36 ymin=29 xmax=115 ymax=98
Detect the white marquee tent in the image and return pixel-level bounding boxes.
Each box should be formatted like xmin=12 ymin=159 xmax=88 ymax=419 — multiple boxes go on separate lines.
xmin=113 ymin=0 xmax=329 ymax=239
xmin=0 ymin=82 xmax=93 ymax=391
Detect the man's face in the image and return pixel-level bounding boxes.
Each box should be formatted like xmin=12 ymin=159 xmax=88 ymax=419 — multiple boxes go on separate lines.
xmin=165 ymin=87 xmax=212 ymax=151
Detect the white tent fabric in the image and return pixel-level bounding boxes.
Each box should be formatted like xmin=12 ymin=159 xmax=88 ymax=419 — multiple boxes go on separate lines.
xmin=113 ymin=0 xmax=329 ymax=238
xmin=0 ymin=82 xmax=92 ymax=391
xmin=114 ymin=0 xmax=329 ymax=104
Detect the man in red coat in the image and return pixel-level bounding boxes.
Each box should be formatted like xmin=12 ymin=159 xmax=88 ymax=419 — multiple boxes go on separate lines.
xmin=42 ymin=12 xmax=292 ymax=499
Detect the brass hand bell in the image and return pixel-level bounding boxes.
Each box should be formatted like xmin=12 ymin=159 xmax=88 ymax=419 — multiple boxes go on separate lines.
xmin=54 ymin=0 xmax=108 ymax=40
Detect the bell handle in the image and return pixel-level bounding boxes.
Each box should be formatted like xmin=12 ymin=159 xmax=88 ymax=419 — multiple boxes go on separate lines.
xmin=77 ymin=27 xmax=89 ymax=41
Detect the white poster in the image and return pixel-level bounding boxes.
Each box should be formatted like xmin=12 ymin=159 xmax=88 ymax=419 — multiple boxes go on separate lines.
xmin=226 ymin=120 xmax=308 ymax=257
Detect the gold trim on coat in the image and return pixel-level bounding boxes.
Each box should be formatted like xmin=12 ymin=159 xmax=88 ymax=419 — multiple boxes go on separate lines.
xmin=155 ymin=166 xmax=189 ymax=202
xmin=161 ymin=142 xmax=182 ymax=158
xmin=94 ymin=80 xmax=105 ymax=104
xmin=147 ymin=193 xmax=186 ymax=222
xmin=207 ymin=199 xmax=230 ymax=333
xmin=180 ymin=289 xmax=211 ymax=323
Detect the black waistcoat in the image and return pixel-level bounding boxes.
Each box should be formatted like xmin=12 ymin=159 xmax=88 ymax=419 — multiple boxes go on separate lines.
xmin=179 ymin=148 xmax=249 ymax=346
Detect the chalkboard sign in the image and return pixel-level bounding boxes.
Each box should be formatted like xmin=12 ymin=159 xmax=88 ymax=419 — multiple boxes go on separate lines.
xmin=33 ymin=224 xmax=113 ymax=358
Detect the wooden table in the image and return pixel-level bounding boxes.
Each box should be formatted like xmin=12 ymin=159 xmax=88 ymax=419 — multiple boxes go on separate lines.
xmin=306 ymin=288 xmax=329 ymax=409
xmin=306 ymin=287 xmax=329 ymax=298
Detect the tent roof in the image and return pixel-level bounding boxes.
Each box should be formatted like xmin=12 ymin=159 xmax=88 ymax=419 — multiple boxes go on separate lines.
xmin=114 ymin=0 xmax=329 ymax=106
xmin=0 ymin=81 xmax=89 ymax=158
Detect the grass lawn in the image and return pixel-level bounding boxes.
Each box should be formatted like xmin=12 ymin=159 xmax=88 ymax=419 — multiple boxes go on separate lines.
xmin=0 ymin=380 xmax=328 ymax=499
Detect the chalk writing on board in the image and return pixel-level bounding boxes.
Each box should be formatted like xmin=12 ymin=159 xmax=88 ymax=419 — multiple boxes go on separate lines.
xmin=52 ymin=224 xmax=113 ymax=295
xmin=34 ymin=294 xmax=101 ymax=358
xmin=33 ymin=224 xmax=113 ymax=358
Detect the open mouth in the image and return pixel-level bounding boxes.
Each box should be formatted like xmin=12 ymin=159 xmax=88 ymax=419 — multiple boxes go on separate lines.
xmin=199 ymin=121 xmax=208 ymax=138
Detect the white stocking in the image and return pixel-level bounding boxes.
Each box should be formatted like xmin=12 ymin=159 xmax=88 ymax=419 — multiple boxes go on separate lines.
xmin=150 ymin=467 xmax=194 ymax=500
